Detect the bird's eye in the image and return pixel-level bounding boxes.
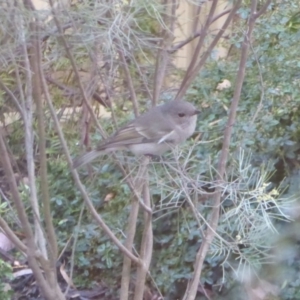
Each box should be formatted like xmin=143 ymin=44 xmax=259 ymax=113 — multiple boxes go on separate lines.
xmin=178 ymin=113 xmax=185 ymax=117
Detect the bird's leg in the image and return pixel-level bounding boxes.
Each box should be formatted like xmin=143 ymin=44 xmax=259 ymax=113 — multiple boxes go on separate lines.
xmin=144 ymin=154 xmax=161 ymax=162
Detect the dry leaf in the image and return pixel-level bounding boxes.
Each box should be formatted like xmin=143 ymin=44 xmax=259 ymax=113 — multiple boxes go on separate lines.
xmin=216 ymin=79 xmax=231 ymax=90
xmin=104 ymin=193 xmax=115 ymax=202
xmin=60 ymin=261 xmax=75 ymax=288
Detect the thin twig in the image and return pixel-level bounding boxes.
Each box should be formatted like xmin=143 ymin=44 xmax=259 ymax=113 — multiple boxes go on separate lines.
xmin=48 ymin=0 xmax=106 ymax=138
xmin=118 ymin=47 xmax=139 ymax=116
xmin=174 ymin=0 xmax=219 ymax=101
xmin=132 ymin=55 xmax=153 ymax=101
xmin=249 ymin=37 xmax=265 ymax=124
xmin=0 ymin=79 xmax=24 ymax=118
xmin=65 ymin=204 xmax=85 ymax=296
xmin=175 ymin=0 xmax=242 ymax=101
xmin=255 ymin=0 xmax=272 ymax=18
xmin=46 ymin=76 xmax=107 ymax=107
xmin=0 ymin=127 xmax=53 ymax=299
xmin=169 ymin=9 xmax=232 ymax=54
xmin=39 ymin=61 xmax=140 ymax=265
xmin=0 ymin=216 xmax=27 ymax=252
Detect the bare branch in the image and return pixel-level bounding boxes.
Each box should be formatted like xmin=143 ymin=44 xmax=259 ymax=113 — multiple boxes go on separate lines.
xmin=39 ymin=61 xmax=140 ymax=265
xmin=211 ymin=8 xmax=232 ymax=24
xmin=0 ymin=217 xmax=27 ymax=252
xmin=46 ymin=76 xmax=108 ymax=107
xmin=255 ymin=0 xmax=272 ymax=19
xmin=134 ymin=158 xmax=153 ymax=300
xmin=0 ymin=79 xmax=24 ymax=118
xmin=169 ymin=8 xmax=232 ymax=54
xmin=183 ymin=1 xmax=264 ymax=299
xmin=175 ymin=0 xmax=219 ymax=101
xmin=19 ymin=1 xmax=47 ymax=258
xmin=175 ymin=0 xmax=242 ymax=101
xmin=0 ymin=127 xmax=55 ymax=299
xmin=152 ymin=0 xmax=177 ymax=106
xmin=118 ymin=47 xmax=140 ymax=116
xmin=48 ymin=0 xmax=107 ymax=138
xmin=34 ymin=19 xmax=58 ymax=269
xmin=120 ymin=192 xmax=140 ymax=300
xmin=132 ymin=55 xmax=153 ymax=100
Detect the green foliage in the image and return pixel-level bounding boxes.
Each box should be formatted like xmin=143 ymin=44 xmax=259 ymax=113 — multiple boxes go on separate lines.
xmin=188 ymin=2 xmax=300 ymax=166
xmin=0 ymin=260 xmax=13 ymax=300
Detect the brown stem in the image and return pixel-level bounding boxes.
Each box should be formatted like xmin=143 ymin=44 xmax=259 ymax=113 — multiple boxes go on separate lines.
xmin=45 ymin=76 xmax=107 ymax=107
xmin=132 ymin=55 xmax=153 ymax=101
xmin=152 ymin=0 xmax=177 ymax=107
xmin=182 ymin=1 xmax=270 ymax=299
xmin=134 ymin=158 xmax=153 ymax=300
xmin=255 ymin=0 xmax=272 ymax=18
xmin=118 ymin=163 xmax=152 ymax=214
xmin=169 ymin=8 xmax=232 ymax=54
xmin=120 ymin=197 xmax=140 ymax=300
xmin=0 ymin=217 xmax=27 ymax=252
xmin=39 ymin=63 xmax=140 ymax=265
xmin=0 ymin=128 xmax=55 ymax=299
xmin=48 ymin=0 xmax=106 ymax=138
xmin=20 ymin=0 xmax=47 ymax=258
xmin=175 ymin=0 xmax=241 ymax=101
xmin=33 ymin=19 xmax=58 ymax=270
xmin=118 ymin=48 xmax=139 ymax=116
xmin=0 ymin=79 xmax=24 ymax=118
xmin=175 ymin=0 xmax=219 ymax=101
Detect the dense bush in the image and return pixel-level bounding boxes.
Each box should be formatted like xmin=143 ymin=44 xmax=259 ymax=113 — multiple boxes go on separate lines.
xmin=1 ymin=0 xmax=300 ymax=299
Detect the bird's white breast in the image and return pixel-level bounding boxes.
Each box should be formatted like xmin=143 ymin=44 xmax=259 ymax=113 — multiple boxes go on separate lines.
xmin=128 ymin=142 xmax=171 ymax=156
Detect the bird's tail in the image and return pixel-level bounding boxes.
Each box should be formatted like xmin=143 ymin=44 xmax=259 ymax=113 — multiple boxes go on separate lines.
xmin=72 ymin=150 xmax=102 ymax=169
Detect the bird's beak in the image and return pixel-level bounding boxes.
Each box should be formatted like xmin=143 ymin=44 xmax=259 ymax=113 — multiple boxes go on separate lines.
xmin=194 ymin=110 xmax=201 ymax=115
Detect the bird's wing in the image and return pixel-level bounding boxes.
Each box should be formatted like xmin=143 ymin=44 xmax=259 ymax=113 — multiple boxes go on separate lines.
xmin=136 ymin=124 xmax=175 ymax=141
xmin=98 ymin=121 xmax=175 ymax=150
xmin=157 ymin=130 xmax=176 ymax=144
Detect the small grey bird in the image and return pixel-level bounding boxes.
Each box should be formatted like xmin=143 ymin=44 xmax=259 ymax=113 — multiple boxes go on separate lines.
xmin=73 ymin=100 xmax=200 ymax=168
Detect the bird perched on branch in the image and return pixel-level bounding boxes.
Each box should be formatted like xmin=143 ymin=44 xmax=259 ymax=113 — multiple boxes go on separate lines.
xmin=73 ymin=100 xmax=200 ymax=168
